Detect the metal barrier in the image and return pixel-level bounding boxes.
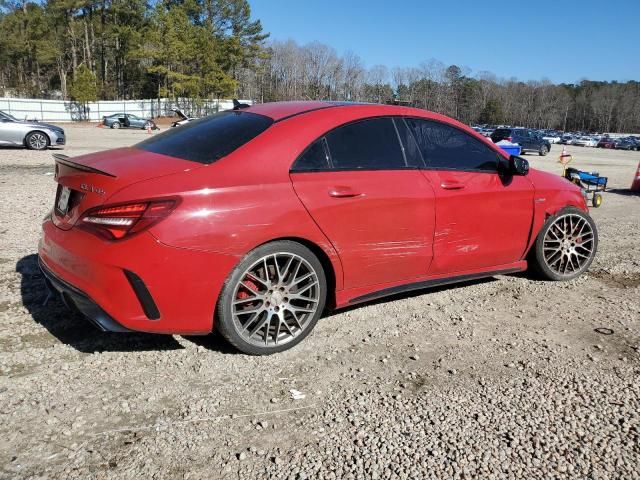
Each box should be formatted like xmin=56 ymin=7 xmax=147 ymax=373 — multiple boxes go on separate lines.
xmin=0 ymin=97 xmax=251 ymax=122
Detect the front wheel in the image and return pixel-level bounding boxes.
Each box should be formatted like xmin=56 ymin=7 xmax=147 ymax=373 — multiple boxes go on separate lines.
xmin=529 ymin=207 xmax=597 ymax=281
xmin=215 ymin=241 xmax=327 ymax=355
xmin=25 ymin=131 xmax=49 ymax=150
xmin=539 ymin=145 xmax=549 ymax=156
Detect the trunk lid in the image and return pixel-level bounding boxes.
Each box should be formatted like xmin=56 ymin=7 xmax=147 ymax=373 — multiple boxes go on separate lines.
xmin=51 ymin=147 xmax=200 ymax=230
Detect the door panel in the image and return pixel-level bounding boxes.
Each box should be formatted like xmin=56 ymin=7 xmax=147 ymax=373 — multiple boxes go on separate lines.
xmin=0 ymin=121 xmax=22 ymax=144
xmin=421 ymin=169 xmax=534 ymax=274
xmin=291 ymin=170 xmax=436 ymax=289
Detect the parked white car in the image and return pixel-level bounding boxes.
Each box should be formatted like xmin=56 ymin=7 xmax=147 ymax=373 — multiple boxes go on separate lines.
xmin=573 ymin=136 xmax=598 ymax=147
xmin=542 ymin=133 xmax=562 ymax=144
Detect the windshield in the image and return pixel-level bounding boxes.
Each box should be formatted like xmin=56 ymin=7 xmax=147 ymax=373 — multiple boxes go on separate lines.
xmin=0 ymin=111 xmax=18 ymax=121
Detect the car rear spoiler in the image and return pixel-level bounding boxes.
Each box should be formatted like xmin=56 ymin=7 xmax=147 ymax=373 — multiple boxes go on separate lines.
xmin=52 ymin=153 xmax=116 ymax=178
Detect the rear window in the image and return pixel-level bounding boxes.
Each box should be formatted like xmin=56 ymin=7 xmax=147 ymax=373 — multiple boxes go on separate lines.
xmin=136 ymin=111 xmax=273 ymax=164
xmin=492 ymin=128 xmax=511 ymax=136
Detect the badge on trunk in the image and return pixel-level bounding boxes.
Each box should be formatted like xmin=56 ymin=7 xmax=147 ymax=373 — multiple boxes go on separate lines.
xmin=57 ymin=186 xmax=71 ymax=214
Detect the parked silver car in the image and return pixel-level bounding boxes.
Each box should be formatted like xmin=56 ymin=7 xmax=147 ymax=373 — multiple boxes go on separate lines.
xmin=0 ymin=110 xmax=65 ymax=150
xmin=102 ymin=113 xmax=157 ymax=130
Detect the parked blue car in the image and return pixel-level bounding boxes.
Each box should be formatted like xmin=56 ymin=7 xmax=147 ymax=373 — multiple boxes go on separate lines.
xmin=102 ymin=113 xmax=158 ymax=130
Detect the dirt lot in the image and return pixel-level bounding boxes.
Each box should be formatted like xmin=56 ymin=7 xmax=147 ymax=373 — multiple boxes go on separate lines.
xmin=1 ymin=125 xmax=639 ymax=479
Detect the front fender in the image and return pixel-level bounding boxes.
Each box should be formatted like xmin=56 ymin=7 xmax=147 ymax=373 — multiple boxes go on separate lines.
xmin=523 ymin=169 xmax=589 ymax=257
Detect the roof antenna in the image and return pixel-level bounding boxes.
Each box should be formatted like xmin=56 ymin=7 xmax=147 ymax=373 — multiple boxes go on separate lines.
xmin=232 ymin=99 xmax=250 ymax=110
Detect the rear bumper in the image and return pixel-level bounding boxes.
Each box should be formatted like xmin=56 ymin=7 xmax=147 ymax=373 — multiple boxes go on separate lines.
xmin=38 ymin=217 xmax=240 ymax=334
xmin=39 ymin=258 xmax=132 ymax=332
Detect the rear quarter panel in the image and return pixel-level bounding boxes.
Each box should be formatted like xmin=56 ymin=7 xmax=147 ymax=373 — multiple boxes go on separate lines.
xmin=106 ymin=150 xmax=345 ymax=290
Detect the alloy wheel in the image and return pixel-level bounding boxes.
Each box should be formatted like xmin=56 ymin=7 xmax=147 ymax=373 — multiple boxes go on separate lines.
xmin=231 ymin=253 xmax=321 ymax=347
xmin=29 ymin=133 xmax=47 ymax=150
xmin=542 ymin=213 xmax=595 ymax=277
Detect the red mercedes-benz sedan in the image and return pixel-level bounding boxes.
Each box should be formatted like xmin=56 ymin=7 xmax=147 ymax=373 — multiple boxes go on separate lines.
xmin=39 ymin=101 xmax=598 ymax=354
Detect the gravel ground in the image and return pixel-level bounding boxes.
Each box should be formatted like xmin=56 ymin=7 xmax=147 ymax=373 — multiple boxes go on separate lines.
xmin=1 ymin=125 xmax=639 ymax=479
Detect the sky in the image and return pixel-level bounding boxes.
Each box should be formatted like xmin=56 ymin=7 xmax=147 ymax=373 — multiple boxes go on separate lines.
xmin=250 ymin=0 xmax=640 ymax=84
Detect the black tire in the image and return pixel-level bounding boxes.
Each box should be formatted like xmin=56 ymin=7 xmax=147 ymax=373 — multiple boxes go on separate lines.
xmin=25 ymin=131 xmax=49 ymax=150
xmin=215 ymin=240 xmax=327 ymax=355
xmin=529 ymin=207 xmax=598 ymax=281
xmin=592 ymin=193 xmax=603 ymax=208
xmin=111 ymin=121 xmax=120 ymax=129
xmin=538 ymin=145 xmax=549 ymax=156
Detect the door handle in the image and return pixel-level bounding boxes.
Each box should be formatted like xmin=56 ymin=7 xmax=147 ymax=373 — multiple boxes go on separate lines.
xmin=440 ymin=182 xmax=465 ymax=190
xmin=328 ymin=186 xmax=361 ymax=198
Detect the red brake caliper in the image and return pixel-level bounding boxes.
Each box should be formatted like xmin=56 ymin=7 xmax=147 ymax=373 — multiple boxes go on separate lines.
xmin=237 ymin=279 xmax=259 ymax=301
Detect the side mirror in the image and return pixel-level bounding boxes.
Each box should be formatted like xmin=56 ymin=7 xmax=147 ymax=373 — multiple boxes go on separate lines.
xmin=509 ymin=155 xmax=529 ymax=176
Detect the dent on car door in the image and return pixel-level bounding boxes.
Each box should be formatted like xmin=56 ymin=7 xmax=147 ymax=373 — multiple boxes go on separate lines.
xmin=406 ymin=118 xmax=534 ymax=275
xmin=289 ymin=117 xmax=436 ymax=290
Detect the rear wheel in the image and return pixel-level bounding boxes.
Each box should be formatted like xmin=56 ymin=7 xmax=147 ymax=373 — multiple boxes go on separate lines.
xmin=111 ymin=121 xmax=121 ymax=129
xmin=529 ymin=207 xmax=597 ymax=281
xmin=539 ymin=145 xmax=549 ymax=156
xmin=25 ymin=131 xmax=49 ymax=150
xmin=215 ymin=241 xmax=327 ymax=355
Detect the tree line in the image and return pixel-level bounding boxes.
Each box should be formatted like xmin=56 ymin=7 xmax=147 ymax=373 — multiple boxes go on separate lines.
xmin=251 ymin=40 xmax=640 ymax=133
xmin=0 ymin=0 xmax=266 ymax=102
xmin=1 ymin=1 xmax=638 ymax=133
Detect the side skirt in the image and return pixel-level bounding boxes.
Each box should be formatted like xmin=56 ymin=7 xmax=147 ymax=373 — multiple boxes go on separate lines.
xmin=347 ymin=267 xmax=524 ymax=305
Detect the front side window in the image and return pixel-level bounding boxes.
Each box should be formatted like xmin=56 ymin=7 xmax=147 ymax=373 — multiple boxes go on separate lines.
xmin=406 ymin=119 xmax=499 ymax=172
xmin=325 ymin=118 xmax=406 ymax=170
xmin=137 ymin=111 xmax=273 ymax=164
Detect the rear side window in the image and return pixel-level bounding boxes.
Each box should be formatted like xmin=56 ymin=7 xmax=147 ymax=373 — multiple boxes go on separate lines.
xmin=325 ymin=118 xmax=405 ymax=170
xmin=407 ymin=119 xmax=499 ymax=172
xmin=292 ymin=138 xmax=330 ymax=171
xmin=137 ymin=111 xmax=273 ymax=164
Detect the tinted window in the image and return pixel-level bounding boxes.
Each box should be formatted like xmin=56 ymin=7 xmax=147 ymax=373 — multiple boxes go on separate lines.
xmin=292 ymin=138 xmax=330 ymax=171
xmin=394 ymin=118 xmax=425 ymax=168
xmin=325 ymin=118 xmax=405 ymax=170
xmin=514 ymin=129 xmax=528 ymax=138
xmin=407 ymin=119 xmax=499 ymax=171
xmin=493 ymin=128 xmax=511 ymax=137
xmin=137 ymin=111 xmax=273 ymax=164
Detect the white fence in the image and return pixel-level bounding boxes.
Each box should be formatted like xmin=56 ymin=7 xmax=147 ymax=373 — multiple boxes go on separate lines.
xmin=0 ymin=97 xmax=252 ymax=123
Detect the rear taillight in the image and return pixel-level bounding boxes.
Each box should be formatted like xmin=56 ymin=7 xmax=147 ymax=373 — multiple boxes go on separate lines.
xmin=506 ymin=136 xmax=512 ymax=142
xmin=79 ymin=198 xmax=178 ymax=240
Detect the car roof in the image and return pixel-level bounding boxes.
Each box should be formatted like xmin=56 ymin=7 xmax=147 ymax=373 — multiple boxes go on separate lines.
xmin=244 ymin=100 xmax=425 ymax=122
xmin=240 ymin=101 xmax=503 ymax=154
xmin=244 ymin=101 xmax=343 ymax=121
